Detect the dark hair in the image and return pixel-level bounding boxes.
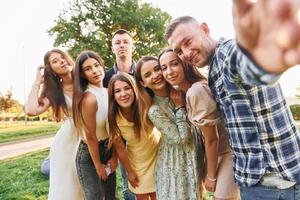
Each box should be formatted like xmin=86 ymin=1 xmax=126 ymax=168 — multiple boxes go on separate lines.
xmin=112 ymin=29 xmax=133 ymax=39
xmin=41 ymin=49 xmax=74 ymax=122
xmin=72 ymin=50 xmax=105 ymax=135
xmin=135 ymin=56 xmax=160 ymax=97
xmin=108 ymin=72 xmax=153 ymax=143
xmin=135 ymin=55 xmax=175 ymax=97
xmin=165 ymin=16 xmax=198 ymax=40
xmin=158 ymin=48 xmax=207 ymax=84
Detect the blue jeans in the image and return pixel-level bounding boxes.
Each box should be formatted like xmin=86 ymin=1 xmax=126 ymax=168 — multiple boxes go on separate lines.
xmin=119 ymin=162 xmax=136 ymax=200
xmin=240 ymin=183 xmax=300 ymax=200
xmin=41 ymin=155 xmax=50 ymax=177
xmin=76 ymin=140 xmax=116 ymax=200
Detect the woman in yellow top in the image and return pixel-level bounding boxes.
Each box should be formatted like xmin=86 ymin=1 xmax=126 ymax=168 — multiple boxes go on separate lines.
xmin=107 ymin=72 xmax=160 ymax=200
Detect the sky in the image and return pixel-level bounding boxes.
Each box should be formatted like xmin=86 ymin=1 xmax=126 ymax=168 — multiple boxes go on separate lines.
xmin=0 ymin=0 xmax=299 ymax=104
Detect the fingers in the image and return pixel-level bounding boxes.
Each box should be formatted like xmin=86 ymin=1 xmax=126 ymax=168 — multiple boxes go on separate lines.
xmin=37 ymin=65 xmax=45 ymax=70
xmin=233 ymin=0 xmax=253 ymax=16
xmin=284 ymin=48 xmax=300 ymax=66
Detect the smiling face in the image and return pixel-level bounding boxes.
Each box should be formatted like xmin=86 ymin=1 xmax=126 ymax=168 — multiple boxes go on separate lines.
xmin=159 ymin=51 xmax=185 ymax=87
xmin=168 ymin=22 xmax=214 ymax=68
xmin=113 ymin=80 xmax=135 ymax=110
xmin=82 ymin=58 xmax=105 ymax=86
xmin=48 ymin=52 xmax=72 ymax=75
xmin=139 ymin=59 xmax=166 ymax=93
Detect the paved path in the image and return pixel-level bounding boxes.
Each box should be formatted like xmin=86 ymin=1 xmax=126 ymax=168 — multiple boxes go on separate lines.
xmin=0 ymin=136 xmax=54 ymax=160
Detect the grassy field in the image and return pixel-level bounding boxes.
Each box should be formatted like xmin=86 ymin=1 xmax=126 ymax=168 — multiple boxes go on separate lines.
xmin=0 ymin=121 xmax=60 ymax=144
xmin=0 ymin=149 xmax=123 ymax=200
xmin=0 ymin=149 xmax=49 ymax=200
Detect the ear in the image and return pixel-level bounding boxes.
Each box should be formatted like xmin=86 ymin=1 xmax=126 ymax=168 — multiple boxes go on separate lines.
xmin=200 ymin=22 xmax=210 ymax=36
xmin=111 ymin=45 xmax=116 ymax=54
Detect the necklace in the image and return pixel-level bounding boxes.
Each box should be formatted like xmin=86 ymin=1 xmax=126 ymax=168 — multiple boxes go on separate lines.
xmin=63 ymin=85 xmax=73 ymax=92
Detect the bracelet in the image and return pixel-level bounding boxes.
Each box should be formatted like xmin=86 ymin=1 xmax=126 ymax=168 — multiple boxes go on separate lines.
xmin=206 ymin=174 xmax=217 ymax=182
xmin=32 ymin=82 xmax=41 ymax=88
xmin=174 ymin=106 xmax=184 ymax=113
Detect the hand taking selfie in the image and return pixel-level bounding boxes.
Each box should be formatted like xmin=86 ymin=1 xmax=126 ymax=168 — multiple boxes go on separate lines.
xmin=233 ymin=0 xmax=300 ymax=73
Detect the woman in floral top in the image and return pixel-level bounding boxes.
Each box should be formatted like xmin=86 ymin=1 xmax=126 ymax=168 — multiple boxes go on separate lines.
xmin=135 ymin=56 xmax=204 ymax=200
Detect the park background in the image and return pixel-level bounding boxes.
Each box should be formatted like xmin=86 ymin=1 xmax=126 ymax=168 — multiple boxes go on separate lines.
xmin=0 ymin=0 xmax=299 ymax=199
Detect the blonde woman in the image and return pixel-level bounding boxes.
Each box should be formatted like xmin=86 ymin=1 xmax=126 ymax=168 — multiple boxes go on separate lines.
xmin=108 ymin=72 xmax=160 ymax=200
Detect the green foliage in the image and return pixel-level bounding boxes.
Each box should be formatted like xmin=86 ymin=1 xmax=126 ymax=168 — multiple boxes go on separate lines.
xmin=290 ymin=104 xmax=300 ymax=120
xmin=0 ymin=121 xmax=60 ymax=144
xmin=48 ymin=0 xmax=172 ymax=68
xmin=0 ymin=88 xmax=21 ymax=113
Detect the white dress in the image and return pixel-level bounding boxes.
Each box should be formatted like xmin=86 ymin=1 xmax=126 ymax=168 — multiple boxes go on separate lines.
xmin=48 ymin=95 xmax=83 ymax=200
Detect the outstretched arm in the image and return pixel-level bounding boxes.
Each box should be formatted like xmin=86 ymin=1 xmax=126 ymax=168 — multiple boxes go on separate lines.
xmin=233 ymin=0 xmax=300 ymax=74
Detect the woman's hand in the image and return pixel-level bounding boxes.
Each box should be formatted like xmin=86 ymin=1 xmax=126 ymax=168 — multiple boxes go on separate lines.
xmin=127 ymin=171 xmax=139 ymax=188
xmin=107 ymin=154 xmax=118 ymax=173
xmin=204 ymin=175 xmax=217 ymax=192
xmin=96 ymin=164 xmax=108 ymax=181
xmin=35 ymin=65 xmax=45 ymax=85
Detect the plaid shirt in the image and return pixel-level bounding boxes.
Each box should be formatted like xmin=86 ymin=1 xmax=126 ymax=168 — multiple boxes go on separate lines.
xmin=208 ymin=38 xmax=300 ymax=186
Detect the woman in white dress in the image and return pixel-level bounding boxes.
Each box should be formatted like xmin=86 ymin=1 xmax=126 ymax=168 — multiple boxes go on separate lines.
xmin=25 ymin=49 xmax=83 ymax=200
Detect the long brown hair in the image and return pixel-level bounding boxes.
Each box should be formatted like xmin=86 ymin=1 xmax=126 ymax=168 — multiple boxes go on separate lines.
xmin=72 ymin=50 xmax=105 ymax=136
xmin=108 ymin=72 xmax=153 ymax=143
xmin=158 ymin=48 xmax=207 ymax=84
xmin=40 ymin=49 xmax=74 ymax=122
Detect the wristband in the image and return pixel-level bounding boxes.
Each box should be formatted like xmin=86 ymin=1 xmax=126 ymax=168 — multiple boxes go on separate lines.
xmin=32 ymin=83 xmax=40 ymax=88
xmin=206 ymin=174 xmax=217 ymax=182
xmin=174 ymin=106 xmax=184 ymax=113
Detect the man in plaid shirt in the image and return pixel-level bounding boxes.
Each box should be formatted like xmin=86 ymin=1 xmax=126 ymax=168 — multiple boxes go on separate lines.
xmin=165 ymin=1 xmax=300 ymax=199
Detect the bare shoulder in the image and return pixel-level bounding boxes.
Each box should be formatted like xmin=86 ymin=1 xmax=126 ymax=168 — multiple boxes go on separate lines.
xmin=82 ymin=91 xmax=97 ymax=112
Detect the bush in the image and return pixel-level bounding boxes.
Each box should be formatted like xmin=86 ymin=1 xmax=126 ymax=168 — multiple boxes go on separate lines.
xmin=290 ymin=104 xmax=300 ymax=120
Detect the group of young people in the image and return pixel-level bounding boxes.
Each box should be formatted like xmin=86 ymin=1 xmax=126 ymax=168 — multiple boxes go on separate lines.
xmin=25 ymin=1 xmax=300 ymax=200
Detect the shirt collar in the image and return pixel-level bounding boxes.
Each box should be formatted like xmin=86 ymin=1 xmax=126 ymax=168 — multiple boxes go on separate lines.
xmin=113 ymin=62 xmax=135 ymax=74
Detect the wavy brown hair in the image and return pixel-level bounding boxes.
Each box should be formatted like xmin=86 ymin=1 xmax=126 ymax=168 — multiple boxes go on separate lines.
xmin=40 ymin=49 xmax=74 ymax=122
xmin=72 ymin=50 xmax=105 ymax=136
xmin=108 ymin=72 xmax=153 ymax=145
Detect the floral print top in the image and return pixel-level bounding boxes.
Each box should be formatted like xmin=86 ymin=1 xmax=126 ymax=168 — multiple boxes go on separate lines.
xmin=148 ymin=95 xmax=203 ymax=200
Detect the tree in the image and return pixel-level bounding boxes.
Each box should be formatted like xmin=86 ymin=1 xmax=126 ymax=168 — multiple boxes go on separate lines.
xmin=296 ymin=87 xmax=300 ymax=99
xmin=0 ymin=89 xmax=17 ymax=112
xmin=48 ymin=0 xmax=172 ymax=68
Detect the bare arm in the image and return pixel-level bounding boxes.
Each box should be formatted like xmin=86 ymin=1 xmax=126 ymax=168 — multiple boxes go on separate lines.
xmin=82 ymin=92 xmax=107 ymax=180
xmin=186 ymin=82 xmax=219 ymax=192
xmin=200 ymin=125 xmax=219 ymax=192
xmin=113 ymin=135 xmax=139 ymax=188
xmin=25 ymin=65 xmax=50 ymax=115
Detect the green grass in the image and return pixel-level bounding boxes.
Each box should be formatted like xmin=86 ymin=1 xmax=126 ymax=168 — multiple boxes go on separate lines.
xmin=0 ymin=149 xmax=123 ymax=200
xmin=0 ymin=121 xmax=60 ymax=144
xmin=0 ymin=149 xmax=50 ymax=200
